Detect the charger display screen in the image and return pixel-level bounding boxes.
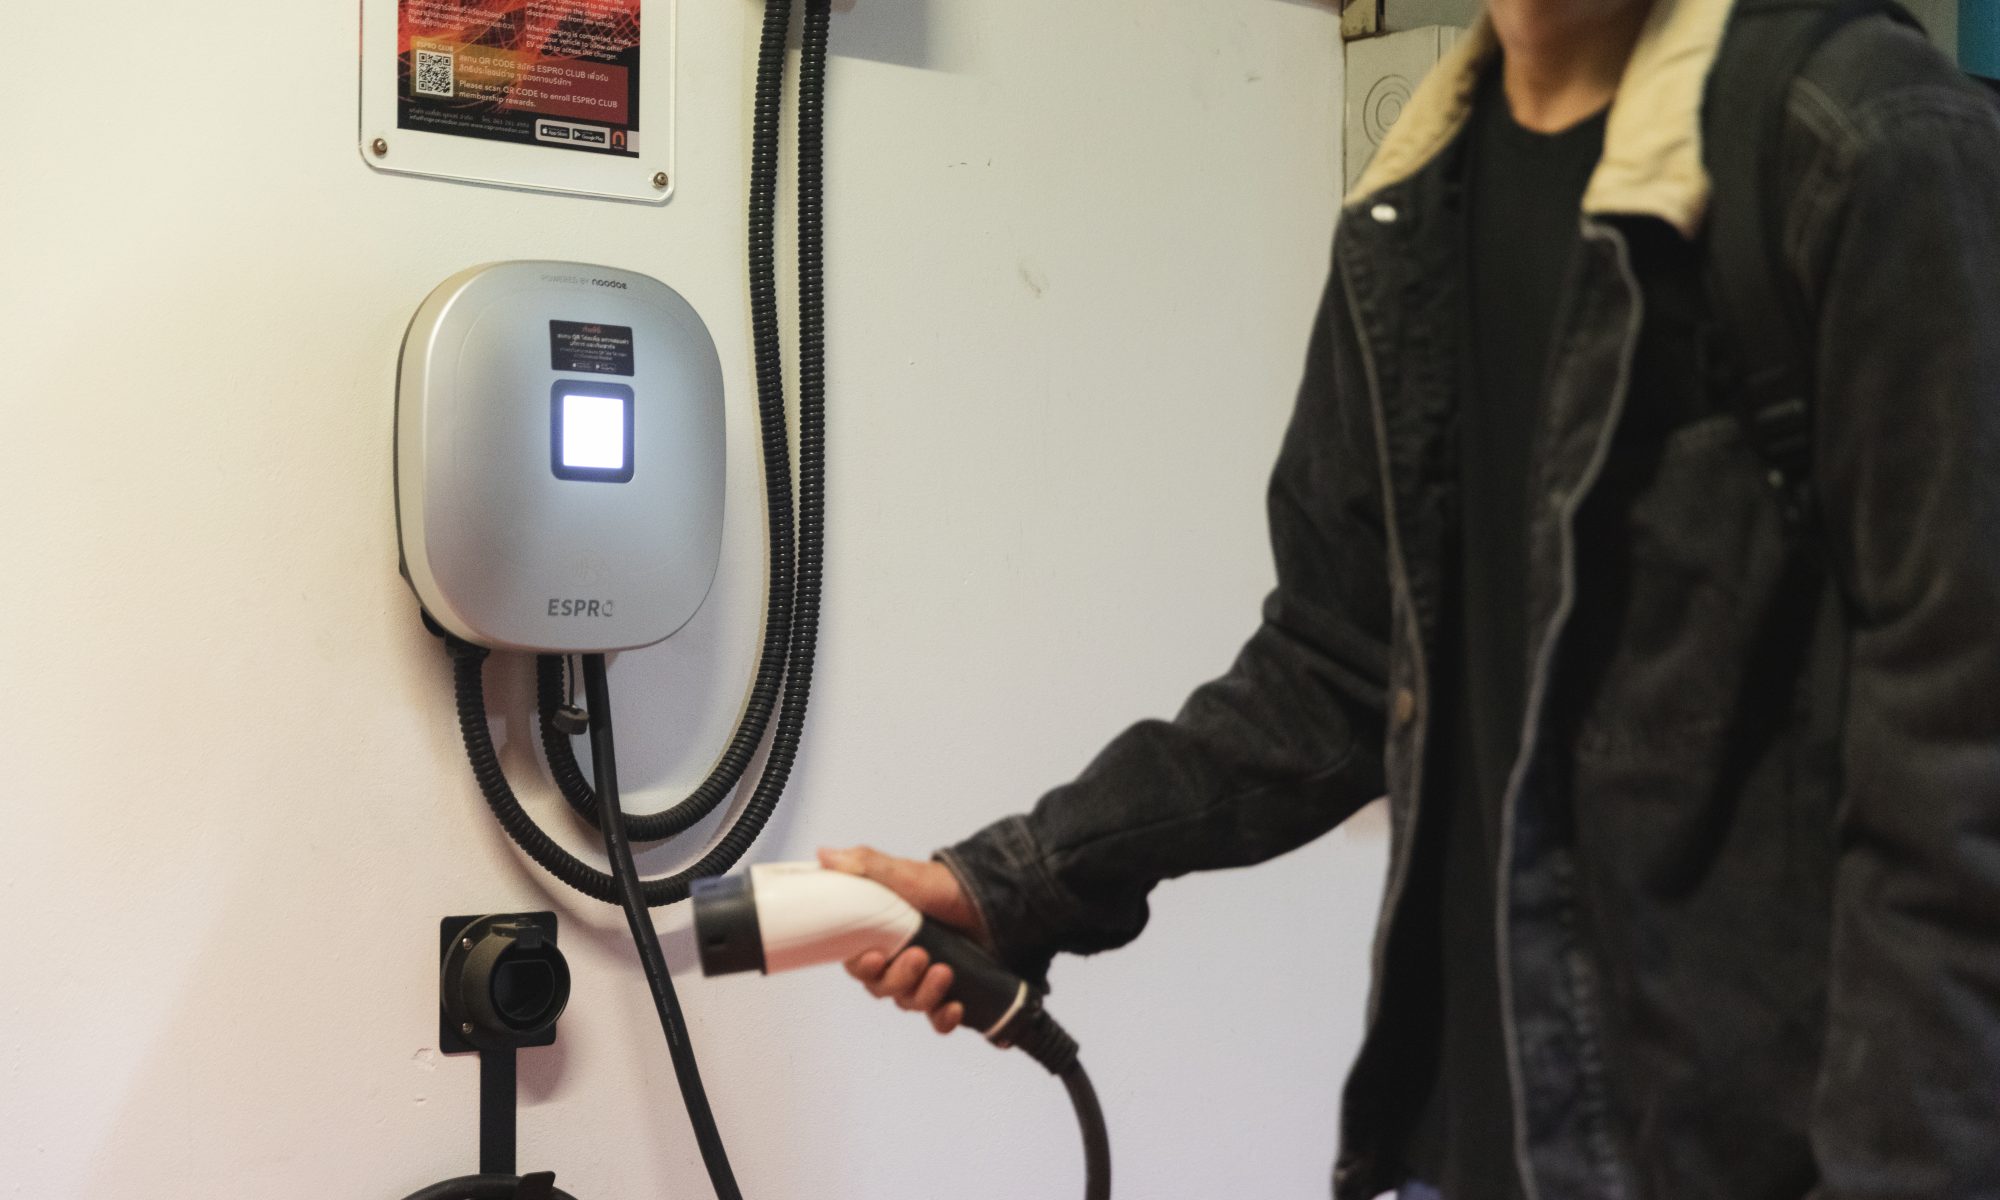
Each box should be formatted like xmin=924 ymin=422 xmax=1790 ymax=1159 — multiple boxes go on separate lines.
xmin=551 ymin=381 xmax=635 ymax=483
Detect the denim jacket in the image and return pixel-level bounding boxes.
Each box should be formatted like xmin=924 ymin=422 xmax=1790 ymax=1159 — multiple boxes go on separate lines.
xmin=937 ymin=2 xmax=2000 ymax=1197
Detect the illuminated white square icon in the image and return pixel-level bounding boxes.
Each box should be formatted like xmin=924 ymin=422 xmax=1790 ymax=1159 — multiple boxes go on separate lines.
xmin=562 ymin=392 xmax=628 ymax=470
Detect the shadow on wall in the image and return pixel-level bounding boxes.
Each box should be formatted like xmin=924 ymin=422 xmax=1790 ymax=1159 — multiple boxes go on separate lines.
xmin=829 ymin=0 xmax=939 ymax=70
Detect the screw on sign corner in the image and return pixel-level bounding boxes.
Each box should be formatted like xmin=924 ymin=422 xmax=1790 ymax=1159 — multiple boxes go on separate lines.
xmin=372 ymin=138 xmax=389 ymax=157
xmin=652 ymin=171 xmax=670 ymax=190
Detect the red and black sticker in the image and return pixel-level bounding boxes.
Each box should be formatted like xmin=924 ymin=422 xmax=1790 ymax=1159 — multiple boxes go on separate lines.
xmin=551 ymin=321 xmax=636 ymax=375
xmin=398 ymin=0 xmax=642 ymax=158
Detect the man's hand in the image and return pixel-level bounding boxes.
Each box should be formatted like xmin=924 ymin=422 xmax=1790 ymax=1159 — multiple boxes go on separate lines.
xmin=818 ymin=846 xmax=989 ymax=1035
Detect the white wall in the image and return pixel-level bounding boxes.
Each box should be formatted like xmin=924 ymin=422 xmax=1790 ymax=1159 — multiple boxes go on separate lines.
xmin=0 ymin=2 xmax=1384 ymax=1197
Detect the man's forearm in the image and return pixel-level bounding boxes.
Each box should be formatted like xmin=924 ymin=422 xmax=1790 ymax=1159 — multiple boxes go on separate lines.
xmin=938 ymin=246 xmax=1395 ymax=984
xmin=938 ymin=592 xmax=1389 ymax=984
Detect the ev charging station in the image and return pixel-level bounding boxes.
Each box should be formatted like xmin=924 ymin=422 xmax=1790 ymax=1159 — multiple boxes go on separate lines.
xmin=396 ymin=261 xmax=725 ymax=654
xmin=381 ymin=4 xmax=1111 ymax=1198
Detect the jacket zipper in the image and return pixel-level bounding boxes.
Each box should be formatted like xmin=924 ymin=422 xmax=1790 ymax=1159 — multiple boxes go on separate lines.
xmin=1338 ymin=246 xmax=1430 ymax=1029
xmin=1493 ymin=217 xmax=1645 ymax=1200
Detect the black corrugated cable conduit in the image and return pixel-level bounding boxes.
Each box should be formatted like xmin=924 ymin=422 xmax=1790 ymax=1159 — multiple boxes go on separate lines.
xmin=532 ymin=0 xmax=808 ymax=848
xmin=442 ymin=0 xmax=816 ymax=910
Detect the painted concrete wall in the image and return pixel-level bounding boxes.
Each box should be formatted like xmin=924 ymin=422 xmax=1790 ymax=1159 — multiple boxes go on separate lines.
xmin=1 ymin=2 xmax=1381 ymax=1198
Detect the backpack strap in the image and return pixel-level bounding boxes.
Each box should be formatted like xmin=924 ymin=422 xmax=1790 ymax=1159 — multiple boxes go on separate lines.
xmin=1701 ymin=0 xmax=1922 ymax=524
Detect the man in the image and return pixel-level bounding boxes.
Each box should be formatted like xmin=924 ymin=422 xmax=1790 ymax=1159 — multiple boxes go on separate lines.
xmin=825 ymin=0 xmax=2000 ymax=1195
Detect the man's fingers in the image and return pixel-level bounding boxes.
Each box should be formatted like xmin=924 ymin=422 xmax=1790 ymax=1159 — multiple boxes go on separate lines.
xmin=909 ymin=963 xmax=954 ymax=1014
xmin=878 ymin=947 xmax=930 ymax=1003
xmin=844 ymin=950 xmax=888 ymax=984
xmin=823 ymin=847 xmax=991 ymax=1023
xmin=818 ymin=845 xmax=873 ymax=875
xmin=819 ymin=844 xmax=898 ymax=881
xmin=818 ymin=846 xmax=990 ymax=948
xmin=820 ymin=845 xmax=929 ymax=901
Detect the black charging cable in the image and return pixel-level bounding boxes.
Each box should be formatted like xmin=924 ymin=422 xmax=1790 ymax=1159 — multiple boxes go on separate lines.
xmin=1006 ymin=1011 xmax=1112 ymax=1200
xmin=1068 ymin=1069 xmax=1112 ymax=1200
xmin=580 ymin=653 xmax=743 ymax=1196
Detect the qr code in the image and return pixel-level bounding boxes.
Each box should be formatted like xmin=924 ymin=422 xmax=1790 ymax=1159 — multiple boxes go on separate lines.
xmin=414 ymin=49 xmax=455 ymax=98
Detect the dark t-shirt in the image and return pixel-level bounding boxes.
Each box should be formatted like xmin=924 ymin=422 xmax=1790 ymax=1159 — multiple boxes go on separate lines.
xmin=1405 ymin=63 xmax=1606 ymax=1200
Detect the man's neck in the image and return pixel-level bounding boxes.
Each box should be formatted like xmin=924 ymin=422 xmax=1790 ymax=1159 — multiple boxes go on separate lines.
xmin=1487 ymin=0 xmax=1658 ymax=132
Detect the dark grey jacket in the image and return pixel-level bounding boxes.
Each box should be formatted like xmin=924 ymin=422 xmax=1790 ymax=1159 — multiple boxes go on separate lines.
xmin=937 ymin=3 xmax=2000 ymax=1197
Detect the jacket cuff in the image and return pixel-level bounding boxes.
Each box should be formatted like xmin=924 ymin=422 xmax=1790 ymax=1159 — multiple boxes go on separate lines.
xmin=933 ymin=814 xmax=1067 ymax=989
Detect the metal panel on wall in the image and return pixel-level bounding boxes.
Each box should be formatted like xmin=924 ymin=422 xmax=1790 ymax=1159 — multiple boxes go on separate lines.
xmin=1344 ymin=25 xmax=1463 ymax=194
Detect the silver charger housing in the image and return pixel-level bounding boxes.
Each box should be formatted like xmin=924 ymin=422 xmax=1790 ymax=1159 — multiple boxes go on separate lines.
xmin=395 ymin=261 xmax=725 ymax=653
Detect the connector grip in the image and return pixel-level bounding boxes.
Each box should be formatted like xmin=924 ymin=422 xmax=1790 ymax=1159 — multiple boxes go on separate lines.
xmin=909 ymin=918 xmax=1035 ymax=1042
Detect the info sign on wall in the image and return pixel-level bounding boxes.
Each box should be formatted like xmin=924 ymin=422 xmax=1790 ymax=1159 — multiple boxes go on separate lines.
xmin=360 ymin=0 xmax=675 ymax=204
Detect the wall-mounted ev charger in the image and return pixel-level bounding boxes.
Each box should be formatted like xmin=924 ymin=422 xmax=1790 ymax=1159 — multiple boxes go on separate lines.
xmin=386 ymin=6 xmax=1109 ymax=1199
xmin=395 ymin=260 xmax=725 ymax=653
xmin=389 ymin=258 xmax=756 ymax=1198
